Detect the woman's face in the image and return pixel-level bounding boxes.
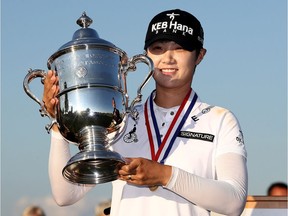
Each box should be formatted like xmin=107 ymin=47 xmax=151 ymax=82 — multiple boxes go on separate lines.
xmin=147 ymin=40 xmax=205 ymax=91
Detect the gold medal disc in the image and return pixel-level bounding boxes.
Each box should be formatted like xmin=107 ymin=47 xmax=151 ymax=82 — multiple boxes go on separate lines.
xmin=149 ymin=185 xmax=158 ymax=191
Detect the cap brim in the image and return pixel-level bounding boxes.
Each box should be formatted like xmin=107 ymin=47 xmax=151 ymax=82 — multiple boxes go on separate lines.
xmin=144 ymin=34 xmax=198 ymax=51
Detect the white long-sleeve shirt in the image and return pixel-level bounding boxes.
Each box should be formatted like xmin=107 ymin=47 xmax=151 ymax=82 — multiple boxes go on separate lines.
xmin=49 ymin=91 xmax=248 ymax=216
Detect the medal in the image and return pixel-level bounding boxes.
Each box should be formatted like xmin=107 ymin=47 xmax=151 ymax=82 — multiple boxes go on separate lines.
xmin=149 ymin=185 xmax=159 ymax=191
xmin=144 ymin=89 xmax=198 ymax=191
xmin=145 ymin=88 xmax=197 ymax=163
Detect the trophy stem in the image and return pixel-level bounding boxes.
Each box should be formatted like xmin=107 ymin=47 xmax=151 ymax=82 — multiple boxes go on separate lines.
xmin=62 ymin=125 xmax=125 ymax=185
xmin=78 ymin=125 xmax=108 ymax=151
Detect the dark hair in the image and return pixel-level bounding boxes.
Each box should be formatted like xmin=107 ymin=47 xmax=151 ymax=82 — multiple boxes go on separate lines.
xmin=22 ymin=206 xmax=46 ymax=216
xmin=267 ymin=182 xmax=287 ymax=195
xmin=195 ymin=48 xmax=202 ymax=58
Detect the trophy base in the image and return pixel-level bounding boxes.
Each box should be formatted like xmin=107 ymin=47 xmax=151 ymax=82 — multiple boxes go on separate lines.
xmin=62 ymin=149 xmax=125 ymax=184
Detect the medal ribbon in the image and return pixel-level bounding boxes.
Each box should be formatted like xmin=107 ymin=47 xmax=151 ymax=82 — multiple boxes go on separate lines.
xmin=144 ymin=88 xmax=198 ymax=163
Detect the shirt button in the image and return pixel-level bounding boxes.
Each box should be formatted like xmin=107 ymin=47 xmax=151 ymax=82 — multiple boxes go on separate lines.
xmin=162 ymin=123 xmax=165 ymax=126
xmin=170 ymin=111 xmax=175 ymax=116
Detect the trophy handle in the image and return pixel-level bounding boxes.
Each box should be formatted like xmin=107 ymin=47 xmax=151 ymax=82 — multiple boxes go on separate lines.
xmin=126 ymin=54 xmax=154 ymax=120
xmin=23 ymin=69 xmax=57 ymax=132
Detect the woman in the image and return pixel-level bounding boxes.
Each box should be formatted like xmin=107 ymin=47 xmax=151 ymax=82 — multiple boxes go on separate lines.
xmin=43 ymin=9 xmax=248 ymax=216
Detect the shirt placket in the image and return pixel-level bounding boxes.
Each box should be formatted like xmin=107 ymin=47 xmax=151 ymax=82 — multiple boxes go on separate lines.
xmin=158 ymin=109 xmax=177 ymax=142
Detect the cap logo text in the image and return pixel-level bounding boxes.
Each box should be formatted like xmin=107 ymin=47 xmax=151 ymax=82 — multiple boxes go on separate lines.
xmin=167 ymin=12 xmax=180 ymax=21
xmin=151 ymin=13 xmax=193 ymax=36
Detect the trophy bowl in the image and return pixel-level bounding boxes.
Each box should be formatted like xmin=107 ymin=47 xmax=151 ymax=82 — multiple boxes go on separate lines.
xmin=23 ymin=12 xmax=154 ymax=184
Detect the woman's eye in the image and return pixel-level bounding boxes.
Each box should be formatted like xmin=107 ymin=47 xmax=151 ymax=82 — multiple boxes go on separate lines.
xmin=153 ymin=46 xmax=162 ymax=50
xmin=175 ymin=46 xmax=184 ymax=50
xmin=148 ymin=45 xmax=165 ymax=54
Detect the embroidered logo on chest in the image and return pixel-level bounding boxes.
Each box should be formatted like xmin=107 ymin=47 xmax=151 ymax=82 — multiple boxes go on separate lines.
xmin=123 ymin=125 xmax=138 ymax=143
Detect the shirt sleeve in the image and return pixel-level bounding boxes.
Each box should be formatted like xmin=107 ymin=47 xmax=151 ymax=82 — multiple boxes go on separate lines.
xmin=49 ymin=130 xmax=94 ymax=206
xmin=164 ymin=153 xmax=248 ymax=216
xmin=215 ymin=110 xmax=246 ymax=158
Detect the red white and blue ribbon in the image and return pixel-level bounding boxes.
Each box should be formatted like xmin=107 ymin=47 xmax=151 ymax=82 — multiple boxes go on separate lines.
xmin=144 ymin=88 xmax=198 ymax=164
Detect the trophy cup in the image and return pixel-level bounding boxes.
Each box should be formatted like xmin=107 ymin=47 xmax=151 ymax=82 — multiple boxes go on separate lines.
xmin=23 ymin=12 xmax=154 ymax=184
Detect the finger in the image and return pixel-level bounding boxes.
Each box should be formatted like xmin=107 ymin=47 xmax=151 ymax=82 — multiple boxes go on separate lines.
xmin=44 ymin=70 xmax=55 ymax=85
xmin=50 ymin=83 xmax=59 ymax=98
xmin=124 ymin=157 xmax=132 ymax=164
xmin=118 ymin=164 xmax=131 ymax=175
xmin=127 ymin=158 xmax=141 ymax=170
xmin=43 ymin=84 xmax=58 ymax=106
xmin=42 ymin=71 xmax=59 ymax=117
xmin=44 ymin=71 xmax=59 ymax=98
xmin=50 ymin=71 xmax=59 ymax=85
xmin=118 ymin=163 xmax=139 ymax=177
xmin=118 ymin=174 xmax=135 ymax=182
xmin=43 ymin=71 xmax=54 ymax=96
xmin=50 ymin=97 xmax=58 ymax=107
xmin=44 ymin=71 xmax=58 ymax=94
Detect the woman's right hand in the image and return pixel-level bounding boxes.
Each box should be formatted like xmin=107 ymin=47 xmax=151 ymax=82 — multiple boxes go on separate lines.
xmin=42 ymin=70 xmax=59 ymax=131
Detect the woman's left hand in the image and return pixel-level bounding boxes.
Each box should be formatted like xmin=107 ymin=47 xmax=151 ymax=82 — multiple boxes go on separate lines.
xmin=118 ymin=157 xmax=172 ymax=187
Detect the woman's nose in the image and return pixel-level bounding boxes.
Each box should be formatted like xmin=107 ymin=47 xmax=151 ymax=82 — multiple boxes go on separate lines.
xmin=161 ymin=50 xmax=175 ymax=64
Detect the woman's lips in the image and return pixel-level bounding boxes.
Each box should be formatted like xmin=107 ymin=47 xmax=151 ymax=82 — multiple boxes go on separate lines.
xmin=160 ymin=68 xmax=178 ymax=75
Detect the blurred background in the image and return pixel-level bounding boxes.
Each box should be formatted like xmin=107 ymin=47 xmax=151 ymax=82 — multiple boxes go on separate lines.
xmin=1 ymin=0 xmax=287 ymax=215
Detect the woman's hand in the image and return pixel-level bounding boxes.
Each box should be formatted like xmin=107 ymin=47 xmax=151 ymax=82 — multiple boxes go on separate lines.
xmin=42 ymin=70 xmax=59 ymax=131
xmin=118 ymin=157 xmax=172 ymax=187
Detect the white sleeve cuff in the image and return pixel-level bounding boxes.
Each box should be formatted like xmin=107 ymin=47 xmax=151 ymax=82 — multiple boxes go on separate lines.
xmin=163 ymin=166 xmax=179 ymax=189
xmin=51 ymin=129 xmax=64 ymax=140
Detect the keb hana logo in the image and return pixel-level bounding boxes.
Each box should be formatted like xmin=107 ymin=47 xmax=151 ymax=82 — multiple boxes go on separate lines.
xmin=151 ymin=12 xmax=194 ymax=36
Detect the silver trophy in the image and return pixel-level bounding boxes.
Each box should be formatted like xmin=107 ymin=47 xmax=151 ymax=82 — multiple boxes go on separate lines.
xmin=23 ymin=12 xmax=154 ymax=184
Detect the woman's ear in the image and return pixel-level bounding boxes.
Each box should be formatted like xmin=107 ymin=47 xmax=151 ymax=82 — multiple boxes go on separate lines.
xmin=196 ymin=48 xmax=207 ymax=65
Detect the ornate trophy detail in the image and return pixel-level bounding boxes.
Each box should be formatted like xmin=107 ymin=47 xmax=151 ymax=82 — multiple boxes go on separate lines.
xmin=23 ymin=12 xmax=154 ymax=184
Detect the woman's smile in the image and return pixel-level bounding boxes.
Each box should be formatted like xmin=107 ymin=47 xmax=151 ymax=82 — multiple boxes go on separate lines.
xmin=160 ymin=68 xmax=178 ymax=75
